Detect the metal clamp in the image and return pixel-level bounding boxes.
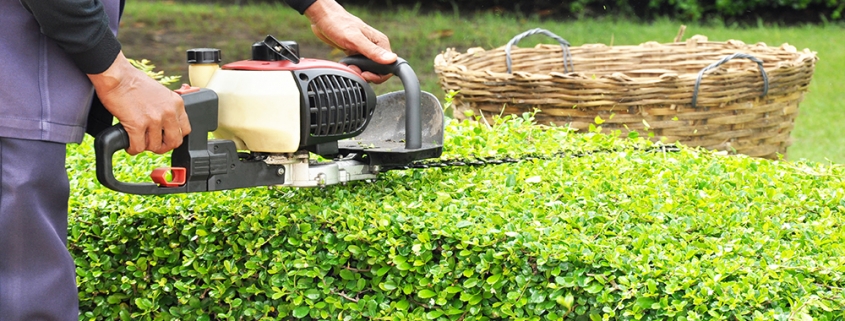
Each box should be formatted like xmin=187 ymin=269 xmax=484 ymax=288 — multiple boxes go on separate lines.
xmin=692 ymin=53 xmax=769 ymax=108
xmin=505 ymin=28 xmax=573 ymax=74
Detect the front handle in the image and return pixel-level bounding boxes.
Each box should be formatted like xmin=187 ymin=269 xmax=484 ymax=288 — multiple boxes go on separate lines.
xmin=340 ymin=55 xmax=422 ymax=149
xmin=94 ymin=124 xmax=188 ymax=195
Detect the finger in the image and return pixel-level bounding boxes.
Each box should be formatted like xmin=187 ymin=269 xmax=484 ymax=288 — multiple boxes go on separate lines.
xmin=363 ymin=27 xmax=392 ymax=52
xmin=347 ymin=64 xmax=363 ymax=75
xmin=124 ymin=126 xmax=146 ymax=156
xmin=358 ymin=42 xmax=397 ymax=65
xmin=146 ymin=125 xmax=163 ymax=154
xmin=359 ymin=28 xmax=396 ymax=64
xmin=179 ymin=113 xmax=192 ymax=137
xmin=160 ymin=119 xmax=183 ymax=154
xmin=361 ymin=71 xmax=392 ymax=84
xmin=343 ymin=30 xmax=396 ymax=64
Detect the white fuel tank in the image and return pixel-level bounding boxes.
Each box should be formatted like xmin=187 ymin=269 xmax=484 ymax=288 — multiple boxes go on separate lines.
xmin=204 ymin=69 xmax=302 ymax=153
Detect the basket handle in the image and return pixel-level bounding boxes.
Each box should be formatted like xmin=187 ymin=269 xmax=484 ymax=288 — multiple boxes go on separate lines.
xmin=505 ymin=28 xmax=573 ymax=74
xmin=692 ymin=53 xmax=769 ymax=108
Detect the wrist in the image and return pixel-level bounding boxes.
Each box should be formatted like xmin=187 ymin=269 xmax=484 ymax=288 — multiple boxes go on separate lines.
xmin=304 ymin=0 xmax=344 ymax=24
xmin=87 ymin=51 xmax=130 ymax=93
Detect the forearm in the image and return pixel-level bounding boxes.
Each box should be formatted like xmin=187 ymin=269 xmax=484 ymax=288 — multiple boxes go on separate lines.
xmin=19 ymin=0 xmax=121 ymax=74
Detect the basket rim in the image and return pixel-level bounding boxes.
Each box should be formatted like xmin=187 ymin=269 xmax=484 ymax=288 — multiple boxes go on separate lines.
xmin=434 ymin=34 xmax=818 ymax=79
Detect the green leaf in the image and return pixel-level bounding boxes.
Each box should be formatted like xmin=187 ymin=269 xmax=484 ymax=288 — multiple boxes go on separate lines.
xmin=505 ymin=174 xmax=517 ymax=187
xmin=445 ymin=286 xmax=462 ymax=293
xmin=347 ymin=245 xmax=362 ymax=255
xmin=585 ymin=283 xmax=603 ymax=294
xmin=426 ymin=310 xmax=444 ymax=319
xmin=134 ymin=298 xmax=153 ymax=311
xmin=487 ymin=273 xmax=502 ymax=285
xmin=304 ymin=289 xmax=321 ymax=300
xmin=635 ymin=297 xmax=656 ymax=310
xmin=469 ymin=293 xmax=483 ymax=305
xmin=395 ymin=299 xmax=410 ymax=310
xmin=107 ymin=294 xmax=128 ymax=304
xmin=396 ymin=262 xmax=412 ymax=271
xmin=376 ymin=266 xmax=391 ymax=276
xmin=380 ymin=280 xmax=397 ymax=291
xmin=292 ymin=306 xmax=310 ymax=318
xmin=339 ymin=269 xmax=355 ymax=280
xmin=419 ymin=289 xmax=437 ymax=299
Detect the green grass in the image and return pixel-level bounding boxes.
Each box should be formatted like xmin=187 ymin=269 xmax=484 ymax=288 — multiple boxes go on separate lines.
xmin=122 ymin=1 xmax=845 ymax=163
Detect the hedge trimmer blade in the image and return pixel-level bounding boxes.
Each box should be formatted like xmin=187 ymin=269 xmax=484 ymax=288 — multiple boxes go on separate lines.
xmin=381 ymin=145 xmax=681 ymax=172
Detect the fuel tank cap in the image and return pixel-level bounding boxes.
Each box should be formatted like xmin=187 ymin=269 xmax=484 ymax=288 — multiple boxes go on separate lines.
xmin=186 ymin=48 xmax=221 ymax=64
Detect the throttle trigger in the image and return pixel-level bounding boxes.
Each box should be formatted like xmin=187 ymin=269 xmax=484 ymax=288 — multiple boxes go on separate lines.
xmin=151 ymin=167 xmax=187 ymax=187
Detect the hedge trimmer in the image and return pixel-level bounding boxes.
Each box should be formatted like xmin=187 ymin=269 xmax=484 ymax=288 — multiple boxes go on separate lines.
xmin=95 ymin=35 xmax=445 ymax=194
xmin=95 ymin=35 xmax=678 ymax=195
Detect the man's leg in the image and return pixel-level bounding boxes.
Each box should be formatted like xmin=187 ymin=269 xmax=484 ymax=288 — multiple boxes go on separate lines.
xmin=0 ymin=137 xmax=76 ymax=320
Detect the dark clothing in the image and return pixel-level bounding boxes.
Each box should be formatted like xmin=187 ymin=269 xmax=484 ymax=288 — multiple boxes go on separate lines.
xmin=0 ymin=137 xmax=77 ymax=321
xmin=18 ymin=0 xmax=124 ymax=74
xmin=285 ymin=0 xmax=318 ymax=14
xmin=0 ymin=0 xmax=121 ymax=144
xmin=0 ymin=0 xmax=120 ymax=319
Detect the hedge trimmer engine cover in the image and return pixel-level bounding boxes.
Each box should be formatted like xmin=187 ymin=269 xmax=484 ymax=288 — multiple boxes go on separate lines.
xmin=95 ymin=35 xmax=444 ymax=195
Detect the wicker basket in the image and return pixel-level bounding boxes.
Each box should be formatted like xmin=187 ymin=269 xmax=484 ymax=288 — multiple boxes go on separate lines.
xmin=434 ymin=28 xmax=818 ymax=159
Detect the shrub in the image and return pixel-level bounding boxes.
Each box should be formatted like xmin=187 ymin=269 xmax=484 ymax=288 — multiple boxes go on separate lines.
xmin=69 ymin=112 xmax=845 ymax=320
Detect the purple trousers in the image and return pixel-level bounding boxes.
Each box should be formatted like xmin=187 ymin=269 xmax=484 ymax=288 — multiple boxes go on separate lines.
xmin=0 ymin=137 xmax=76 ymax=320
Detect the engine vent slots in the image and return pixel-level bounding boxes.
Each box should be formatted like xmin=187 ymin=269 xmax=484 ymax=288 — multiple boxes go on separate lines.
xmin=306 ymin=75 xmax=370 ymax=137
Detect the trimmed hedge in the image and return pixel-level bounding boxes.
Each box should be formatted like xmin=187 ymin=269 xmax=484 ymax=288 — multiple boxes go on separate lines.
xmin=69 ymin=111 xmax=845 ymax=320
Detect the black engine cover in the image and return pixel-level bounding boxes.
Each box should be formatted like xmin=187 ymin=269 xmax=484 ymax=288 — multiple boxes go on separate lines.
xmin=292 ymin=69 xmax=377 ymax=155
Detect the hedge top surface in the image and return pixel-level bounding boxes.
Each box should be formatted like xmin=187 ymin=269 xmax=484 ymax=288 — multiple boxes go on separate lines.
xmin=67 ymin=114 xmax=845 ymax=320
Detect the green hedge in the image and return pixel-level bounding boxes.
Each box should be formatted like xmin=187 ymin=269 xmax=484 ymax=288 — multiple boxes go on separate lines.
xmin=70 ymin=113 xmax=845 ymax=320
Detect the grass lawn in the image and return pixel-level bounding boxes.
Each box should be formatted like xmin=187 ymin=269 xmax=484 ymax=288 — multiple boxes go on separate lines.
xmin=121 ymin=1 xmax=844 ymax=163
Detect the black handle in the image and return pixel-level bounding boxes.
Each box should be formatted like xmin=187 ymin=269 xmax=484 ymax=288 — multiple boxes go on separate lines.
xmin=340 ymin=55 xmax=422 ymax=149
xmin=95 ymin=124 xmax=188 ymax=195
xmin=94 ymin=89 xmax=218 ymax=195
xmin=95 ymin=89 xmax=294 ymax=195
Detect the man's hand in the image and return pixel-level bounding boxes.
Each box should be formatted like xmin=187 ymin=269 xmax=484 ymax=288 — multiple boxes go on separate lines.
xmin=87 ymin=51 xmax=192 ymax=155
xmin=305 ymin=0 xmax=397 ymax=83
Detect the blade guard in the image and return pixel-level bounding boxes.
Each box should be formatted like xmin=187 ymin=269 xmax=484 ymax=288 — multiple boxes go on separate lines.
xmin=338 ymin=91 xmax=444 ymax=166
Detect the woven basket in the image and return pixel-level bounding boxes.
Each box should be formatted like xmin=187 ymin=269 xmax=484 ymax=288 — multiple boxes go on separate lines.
xmin=434 ymin=28 xmax=818 ymax=159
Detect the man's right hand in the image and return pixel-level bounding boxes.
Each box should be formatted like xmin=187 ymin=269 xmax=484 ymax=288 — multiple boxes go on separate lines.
xmin=87 ymin=51 xmax=192 ymax=155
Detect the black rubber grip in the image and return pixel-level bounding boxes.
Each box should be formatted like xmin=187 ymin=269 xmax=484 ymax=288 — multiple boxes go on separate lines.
xmin=95 ymin=124 xmax=187 ymax=195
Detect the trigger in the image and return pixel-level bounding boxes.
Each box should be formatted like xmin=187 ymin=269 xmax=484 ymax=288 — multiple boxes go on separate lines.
xmin=151 ymin=167 xmax=187 ymax=187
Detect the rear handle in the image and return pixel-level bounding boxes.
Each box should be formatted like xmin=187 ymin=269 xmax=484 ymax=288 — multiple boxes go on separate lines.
xmin=94 ymin=88 xmax=292 ymax=195
xmin=94 ymin=124 xmax=188 ymax=195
